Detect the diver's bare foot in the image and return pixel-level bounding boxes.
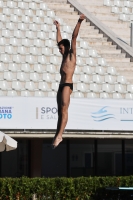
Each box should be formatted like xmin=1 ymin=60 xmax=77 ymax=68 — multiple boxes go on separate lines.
xmin=52 ymin=136 xmax=63 ymax=149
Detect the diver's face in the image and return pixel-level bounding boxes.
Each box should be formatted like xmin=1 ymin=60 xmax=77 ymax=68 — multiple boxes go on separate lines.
xmin=59 ymin=44 xmax=65 ymax=55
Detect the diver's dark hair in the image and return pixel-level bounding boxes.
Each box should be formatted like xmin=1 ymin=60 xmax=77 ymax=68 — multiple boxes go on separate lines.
xmin=58 ymin=39 xmax=70 ymax=48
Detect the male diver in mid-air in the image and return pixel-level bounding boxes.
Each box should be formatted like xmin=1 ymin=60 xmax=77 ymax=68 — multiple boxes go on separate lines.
xmin=52 ymin=14 xmax=86 ymax=149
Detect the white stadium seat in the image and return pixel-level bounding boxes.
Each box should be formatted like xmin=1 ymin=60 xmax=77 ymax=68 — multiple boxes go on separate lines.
xmin=76 ymin=57 xmax=84 ymax=66
xmin=127 ymin=85 xmax=133 ymax=93
xmin=5 ymin=46 xmax=15 ymax=54
xmin=80 ymin=74 xmax=91 ymax=83
xmin=0 ymin=81 xmax=10 ymax=90
xmin=77 ymin=49 xmax=87 ymax=57
xmin=13 ymin=55 xmax=23 ymax=63
xmin=14 ymin=8 xmax=23 ymax=16
xmin=0 ymin=63 xmax=6 ymax=71
xmin=0 ymin=37 xmax=6 ymax=45
xmin=124 ymin=1 xmax=133 ymax=8
xmin=7 ymin=90 xmax=18 ymax=97
xmin=51 ymin=82 xmax=58 ymax=91
xmin=3 ymin=8 xmax=13 ymax=15
xmin=125 ymin=93 xmax=133 ymax=99
xmin=10 ymin=14 xmax=20 ymax=23
xmin=8 ymin=63 xmax=19 ymax=72
xmin=113 ymin=92 xmax=123 ymax=99
xmin=14 ymin=30 xmax=25 ymax=38
xmin=21 ymin=90 xmax=31 ymax=97
xmin=72 ymin=74 xmax=80 ymax=83
xmin=75 ymin=65 xmax=82 ymax=74
xmin=114 ymin=0 xmax=122 ymax=7
xmin=33 ymin=16 xmax=43 ymax=24
xmin=25 ymin=9 xmax=34 ymax=17
xmin=122 ymin=7 xmax=131 ymax=14
xmin=34 ymin=91 xmax=45 ymax=97
xmin=41 ymin=24 xmax=50 ymax=32
xmin=12 ymin=81 xmax=24 ymax=90
xmin=29 ymin=2 xmax=38 ymax=10
xmin=77 ymin=82 xmax=87 ymax=92
xmin=83 ymin=65 xmax=94 ymax=74
xmin=18 ymin=46 xmax=29 ymax=55
xmin=40 ymin=3 xmax=49 ymax=10
xmin=1 ymin=54 xmax=11 ymax=63
xmin=112 ymin=6 xmax=120 ymax=14
xmin=2 ymin=30 xmax=12 ymax=38
xmin=92 ymin=74 xmax=104 ymax=84
xmin=38 ymin=55 xmax=48 ymax=64
xmin=98 ymin=58 xmax=109 ymax=67
xmin=45 ymin=40 xmax=55 ymax=48
xmin=38 ymin=81 xmax=50 ymax=91
xmin=95 ymin=66 xmax=105 ymax=75
xmin=34 ymin=39 xmax=44 ymax=47
xmin=53 ymin=47 xmax=61 ymax=56
xmin=6 ymin=22 xmax=15 ymax=30
xmin=87 ymin=92 xmax=97 ymax=98
xmin=30 ymin=72 xmax=40 ymax=82
xmin=114 ymin=84 xmax=125 ymax=93
xmin=22 ymin=38 xmax=32 ymax=46
xmin=0 ymin=14 xmax=7 ymax=22
xmin=89 ymin=49 xmax=100 ymax=58
xmin=55 ymin=73 xmax=61 ymax=82
xmin=42 ymin=73 xmax=53 ymax=82
xmin=48 ymin=91 xmax=56 ymax=97
xmin=104 ymin=0 xmax=112 ymax=6
xmin=21 ymin=63 xmax=31 ymax=72
xmin=0 ymin=1 xmax=4 ymax=8
xmin=22 ymin=15 xmax=30 ymax=23
xmin=26 ymin=31 xmax=36 ymax=39
xmin=10 ymin=38 xmax=21 ymax=46
xmin=26 ymin=55 xmax=37 ymax=64
xmin=86 ymin=57 xmax=97 ymax=66
xmin=36 ymin=10 xmax=45 ymax=17
xmin=18 ymin=2 xmax=28 ymax=9
xmin=101 ymin=83 xmax=114 ymax=93
xmin=29 ymin=23 xmax=38 ymax=31
xmin=73 ymin=91 xmax=84 ymax=98
xmin=104 ymin=75 xmax=116 ymax=84
xmin=50 ymin=56 xmax=59 ymax=65
xmin=106 ymin=66 xmax=119 ymax=75
xmin=116 ymin=76 xmax=129 ymax=84
xmin=89 ymin=83 xmax=100 ymax=92
xmin=17 ymin=72 xmax=29 ymax=82
xmin=30 ymin=46 xmax=41 ymax=55
xmin=0 ymin=90 xmax=4 ymax=96
xmin=44 ymin=17 xmax=53 ymax=25
xmin=4 ymin=71 xmax=15 ymax=81
xmin=80 ymin=41 xmax=91 ymax=49
xmin=46 ymin=64 xmax=56 ymax=73
xmin=37 ymin=31 xmax=46 ymax=40
xmin=119 ymin=14 xmax=129 ymax=21
xmin=62 ymin=25 xmax=72 ymax=33
xmin=33 ymin=64 xmax=45 ymax=73
xmin=25 ymin=81 xmax=36 ymax=91
xmin=100 ymin=92 xmax=110 ymax=99
xmin=46 ymin=10 xmax=55 ymax=18
xmin=49 ymin=32 xmax=56 ymax=40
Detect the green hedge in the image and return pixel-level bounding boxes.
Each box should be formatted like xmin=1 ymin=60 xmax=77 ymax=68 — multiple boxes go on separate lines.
xmin=0 ymin=176 xmax=133 ymax=200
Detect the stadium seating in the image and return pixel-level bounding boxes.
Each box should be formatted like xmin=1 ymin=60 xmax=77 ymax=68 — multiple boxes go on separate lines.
xmin=0 ymin=0 xmax=130 ymax=100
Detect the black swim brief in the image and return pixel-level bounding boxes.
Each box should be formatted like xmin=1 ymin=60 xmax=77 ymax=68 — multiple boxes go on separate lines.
xmin=59 ymin=83 xmax=73 ymax=92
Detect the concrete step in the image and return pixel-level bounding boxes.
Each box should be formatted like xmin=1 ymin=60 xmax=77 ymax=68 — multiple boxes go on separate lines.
xmin=96 ymin=49 xmax=121 ymax=54
xmin=100 ymin=53 xmax=126 ymax=58
xmin=101 ymin=21 xmax=129 ymax=28
xmin=108 ymin=64 xmax=132 ymax=72
xmin=86 ymin=6 xmax=112 ymax=14
xmin=106 ymin=57 xmax=130 ymax=62
xmin=46 ymin=3 xmax=71 ymax=8
xmin=79 ymin=29 xmax=100 ymax=34
xmin=81 ymin=33 xmax=104 ymax=38
xmin=93 ymin=14 xmax=119 ymax=21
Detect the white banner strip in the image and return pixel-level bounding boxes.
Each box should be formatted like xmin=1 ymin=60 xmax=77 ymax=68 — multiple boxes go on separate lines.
xmin=0 ymin=97 xmax=133 ymax=131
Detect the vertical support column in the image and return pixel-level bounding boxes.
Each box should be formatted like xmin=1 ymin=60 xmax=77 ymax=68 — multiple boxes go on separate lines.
xmin=66 ymin=139 xmax=70 ymax=177
xmin=130 ymin=23 xmax=133 ymax=47
xmin=122 ymin=140 xmax=125 ymax=176
xmin=94 ymin=139 xmax=98 ymax=176
xmin=30 ymin=139 xmax=43 ymax=177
